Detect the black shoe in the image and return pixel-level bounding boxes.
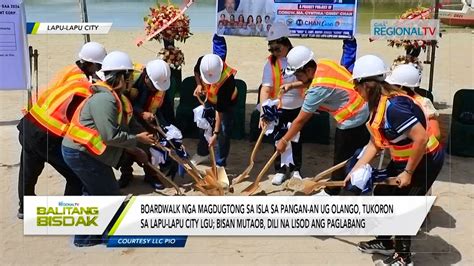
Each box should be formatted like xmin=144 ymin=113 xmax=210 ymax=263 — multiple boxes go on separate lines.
xmin=382 ymin=253 xmax=413 ymax=266
xmin=17 ymin=208 xmax=24 ymax=220
xmin=144 ymin=175 xmax=165 ymax=191
xmin=358 ymin=239 xmax=395 ymax=256
xmin=118 ymin=175 xmax=133 ymax=188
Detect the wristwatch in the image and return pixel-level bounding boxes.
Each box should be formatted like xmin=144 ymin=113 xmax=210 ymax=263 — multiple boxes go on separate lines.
xmin=404 ymin=169 xmax=414 ymax=175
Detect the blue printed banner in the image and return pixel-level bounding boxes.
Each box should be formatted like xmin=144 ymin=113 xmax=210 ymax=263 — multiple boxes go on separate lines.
xmin=216 ymin=0 xmax=357 ymax=39
xmin=107 ymin=236 xmax=188 ymax=248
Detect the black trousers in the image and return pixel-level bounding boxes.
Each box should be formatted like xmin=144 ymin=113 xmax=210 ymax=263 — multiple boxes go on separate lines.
xmin=375 ymin=149 xmax=445 ymax=254
xmin=326 ymin=123 xmax=370 ymax=195
xmin=17 ymin=117 xmax=82 ymax=211
xmin=274 ymin=108 xmax=302 ymax=173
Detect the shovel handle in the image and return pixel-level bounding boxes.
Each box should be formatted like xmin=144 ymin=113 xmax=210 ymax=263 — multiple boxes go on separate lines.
xmin=209 ymin=147 xmax=218 ymax=180
xmin=311 ymin=159 xmax=350 ymax=182
xmin=254 ymin=151 xmax=279 ymax=187
xmin=251 ymin=124 xmax=268 ymax=162
xmin=145 ymin=162 xmax=183 ymax=195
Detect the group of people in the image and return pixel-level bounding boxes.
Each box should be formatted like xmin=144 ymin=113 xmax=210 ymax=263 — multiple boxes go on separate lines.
xmin=217 ymin=13 xmax=272 ymax=37
xmin=217 ymin=0 xmax=274 ymax=36
xmin=18 ymin=21 xmax=444 ymax=262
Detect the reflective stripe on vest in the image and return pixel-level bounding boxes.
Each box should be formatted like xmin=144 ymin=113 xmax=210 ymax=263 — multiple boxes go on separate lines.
xmin=206 ymin=63 xmax=237 ymax=105
xmin=65 ymin=82 xmax=133 ymax=155
xmin=310 ymin=59 xmax=365 ymax=124
xmin=367 ymin=94 xmax=440 ymax=162
xmin=144 ymin=90 xmax=165 ymax=114
xmin=269 ymin=56 xmax=283 ymax=99
xmin=28 ymin=66 xmax=91 ymax=137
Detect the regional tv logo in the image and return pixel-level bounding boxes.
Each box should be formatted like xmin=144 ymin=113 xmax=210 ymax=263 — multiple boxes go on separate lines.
xmin=36 ymin=201 xmax=99 ymax=226
xmin=370 ymin=19 xmax=440 ymax=41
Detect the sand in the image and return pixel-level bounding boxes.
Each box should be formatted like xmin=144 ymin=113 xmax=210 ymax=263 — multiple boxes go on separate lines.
xmin=0 ymin=30 xmax=473 ymax=265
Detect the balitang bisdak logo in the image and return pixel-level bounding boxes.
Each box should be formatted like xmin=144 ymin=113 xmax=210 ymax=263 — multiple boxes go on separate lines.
xmin=36 ymin=201 xmax=99 ymax=226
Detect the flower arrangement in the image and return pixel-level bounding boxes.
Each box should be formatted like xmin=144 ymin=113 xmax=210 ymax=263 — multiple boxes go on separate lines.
xmin=143 ymin=1 xmax=192 ymax=43
xmin=386 ymin=6 xmax=437 ymax=51
xmin=159 ymin=46 xmax=185 ymax=70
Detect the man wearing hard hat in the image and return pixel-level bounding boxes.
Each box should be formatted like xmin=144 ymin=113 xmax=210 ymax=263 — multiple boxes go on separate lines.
xmin=191 ymin=54 xmax=238 ymax=167
xmin=62 ymin=51 xmax=156 ymax=247
xmin=118 ymin=59 xmax=178 ymax=190
xmin=275 ymin=45 xmax=370 ymax=196
xmin=16 ymin=42 xmax=106 ymax=219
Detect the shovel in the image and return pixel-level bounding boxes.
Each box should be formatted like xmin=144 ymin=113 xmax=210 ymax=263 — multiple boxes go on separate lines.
xmin=233 ymin=124 xmax=268 ymax=185
xmin=149 ymin=124 xmax=224 ymax=196
xmin=240 ymin=151 xmax=279 ymax=196
xmin=302 ymin=177 xmax=400 ymax=194
xmin=208 ymin=145 xmax=230 ymax=190
xmin=145 ymin=162 xmax=183 ymax=195
xmin=195 ymin=95 xmax=229 ymax=192
xmin=286 ymin=159 xmax=350 ymax=195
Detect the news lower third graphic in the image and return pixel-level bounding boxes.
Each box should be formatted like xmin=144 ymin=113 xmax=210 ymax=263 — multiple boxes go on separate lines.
xmin=26 ymin=22 xmax=112 ymax=34
xmin=24 ymin=195 xmax=436 ymax=248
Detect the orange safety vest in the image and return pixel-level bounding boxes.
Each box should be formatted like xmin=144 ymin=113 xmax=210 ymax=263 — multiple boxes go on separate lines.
xmin=267 ymin=56 xmax=305 ymax=100
xmin=310 ymin=59 xmax=365 ymax=124
xmin=205 ymin=63 xmax=238 ymax=105
xmin=65 ymin=81 xmax=133 ymax=155
xmin=367 ymin=94 xmax=440 ymax=162
xmin=28 ymin=65 xmax=92 ymax=137
xmin=129 ymin=63 xmax=166 ymax=113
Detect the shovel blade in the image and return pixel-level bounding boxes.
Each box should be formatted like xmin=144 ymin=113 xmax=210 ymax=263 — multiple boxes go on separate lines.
xmin=232 ymin=162 xmax=253 ymax=185
xmin=216 ymin=166 xmax=230 ymax=189
xmin=240 ymin=183 xmax=261 ymax=196
xmin=285 ymin=178 xmax=305 ymax=191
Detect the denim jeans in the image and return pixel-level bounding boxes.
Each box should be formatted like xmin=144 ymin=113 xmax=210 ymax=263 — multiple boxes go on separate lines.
xmin=197 ymin=107 xmax=234 ymax=167
xmin=61 ymin=145 xmax=121 ymax=247
xmin=61 ymin=146 xmax=120 ymax=196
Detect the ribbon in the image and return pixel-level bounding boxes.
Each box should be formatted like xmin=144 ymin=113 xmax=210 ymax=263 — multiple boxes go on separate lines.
xmin=193 ymin=104 xmax=215 ymax=143
xmin=150 ymin=146 xmax=167 ymax=166
xmin=275 ymin=122 xmax=300 ymax=167
xmin=260 ymin=99 xmax=281 ymax=136
xmin=345 ymin=147 xmax=389 ymax=194
xmin=136 ymin=0 xmax=195 ymax=46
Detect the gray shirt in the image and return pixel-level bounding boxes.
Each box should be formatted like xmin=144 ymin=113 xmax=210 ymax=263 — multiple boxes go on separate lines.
xmin=62 ymin=84 xmax=139 ymax=167
xmin=302 ymin=86 xmax=369 ymax=129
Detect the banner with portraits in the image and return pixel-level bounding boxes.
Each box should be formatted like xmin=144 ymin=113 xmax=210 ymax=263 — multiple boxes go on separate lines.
xmin=216 ymin=0 xmax=357 ymax=39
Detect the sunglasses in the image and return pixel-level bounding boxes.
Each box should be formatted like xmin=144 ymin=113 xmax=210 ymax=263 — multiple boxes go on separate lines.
xmin=268 ymin=46 xmax=282 ymax=53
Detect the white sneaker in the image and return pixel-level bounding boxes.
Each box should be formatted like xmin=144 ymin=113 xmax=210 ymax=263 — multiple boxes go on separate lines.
xmin=272 ymin=173 xmax=287 ymax=185
xmin=291 ymin=171 xmax=302 ymax=180
xmin=314 ymin=189 xmax=330 ymax=196
xmin=190 ymin=154 xmax=208 ymax=166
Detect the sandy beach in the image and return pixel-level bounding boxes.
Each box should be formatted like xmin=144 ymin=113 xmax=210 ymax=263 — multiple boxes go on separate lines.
xmin=0 ymin=30 xmax=473 ymax=265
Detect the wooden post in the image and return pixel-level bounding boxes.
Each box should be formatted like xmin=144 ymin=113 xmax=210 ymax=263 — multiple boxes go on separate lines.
xmin=78 ymin=0 xmax=91 ymax=43
xmin=428 ymin=0 xmax=440 ymax=93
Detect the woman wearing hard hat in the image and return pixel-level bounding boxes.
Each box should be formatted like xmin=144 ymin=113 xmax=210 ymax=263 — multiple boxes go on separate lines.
xmin=276 ymin=45 xmax=370 ymax=195
xmin=191 ymin=53 xmax=238 ymax=167
xmin=345 ymin=55 xmax=444 ymax=265
xmin=61 ymin=51 xmax=156 ymax=246
xmin=387 ymin=60 xmax=441 ymax=140
xmin=260 ymin=22 xmax=306 ymax=185
xmin=16 ymin=41 xmax=107 ymax=219
xmin=118 ymin=59 xmax=178 ymax=191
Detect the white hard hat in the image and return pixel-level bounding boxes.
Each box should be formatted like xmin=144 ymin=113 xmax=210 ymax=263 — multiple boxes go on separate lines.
xmin=78 ymin=42 xmax=107 ymax=64
xmin=200 ymin=54 xmax=223 ymax=85
xmin=267 ymin=22 xmax=291 ymax=41
xmin=101 ymin=51 xmax=133 ymax=72
xmin=385 ymin=64 xmax=421 ymax=88
xmin=146 ymin=59 xmax=171 ymax=91
xmin=285 ymin=45 xmax=314 ymax=75
xmin=352 ymin=55 xmax=389 ymax=81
